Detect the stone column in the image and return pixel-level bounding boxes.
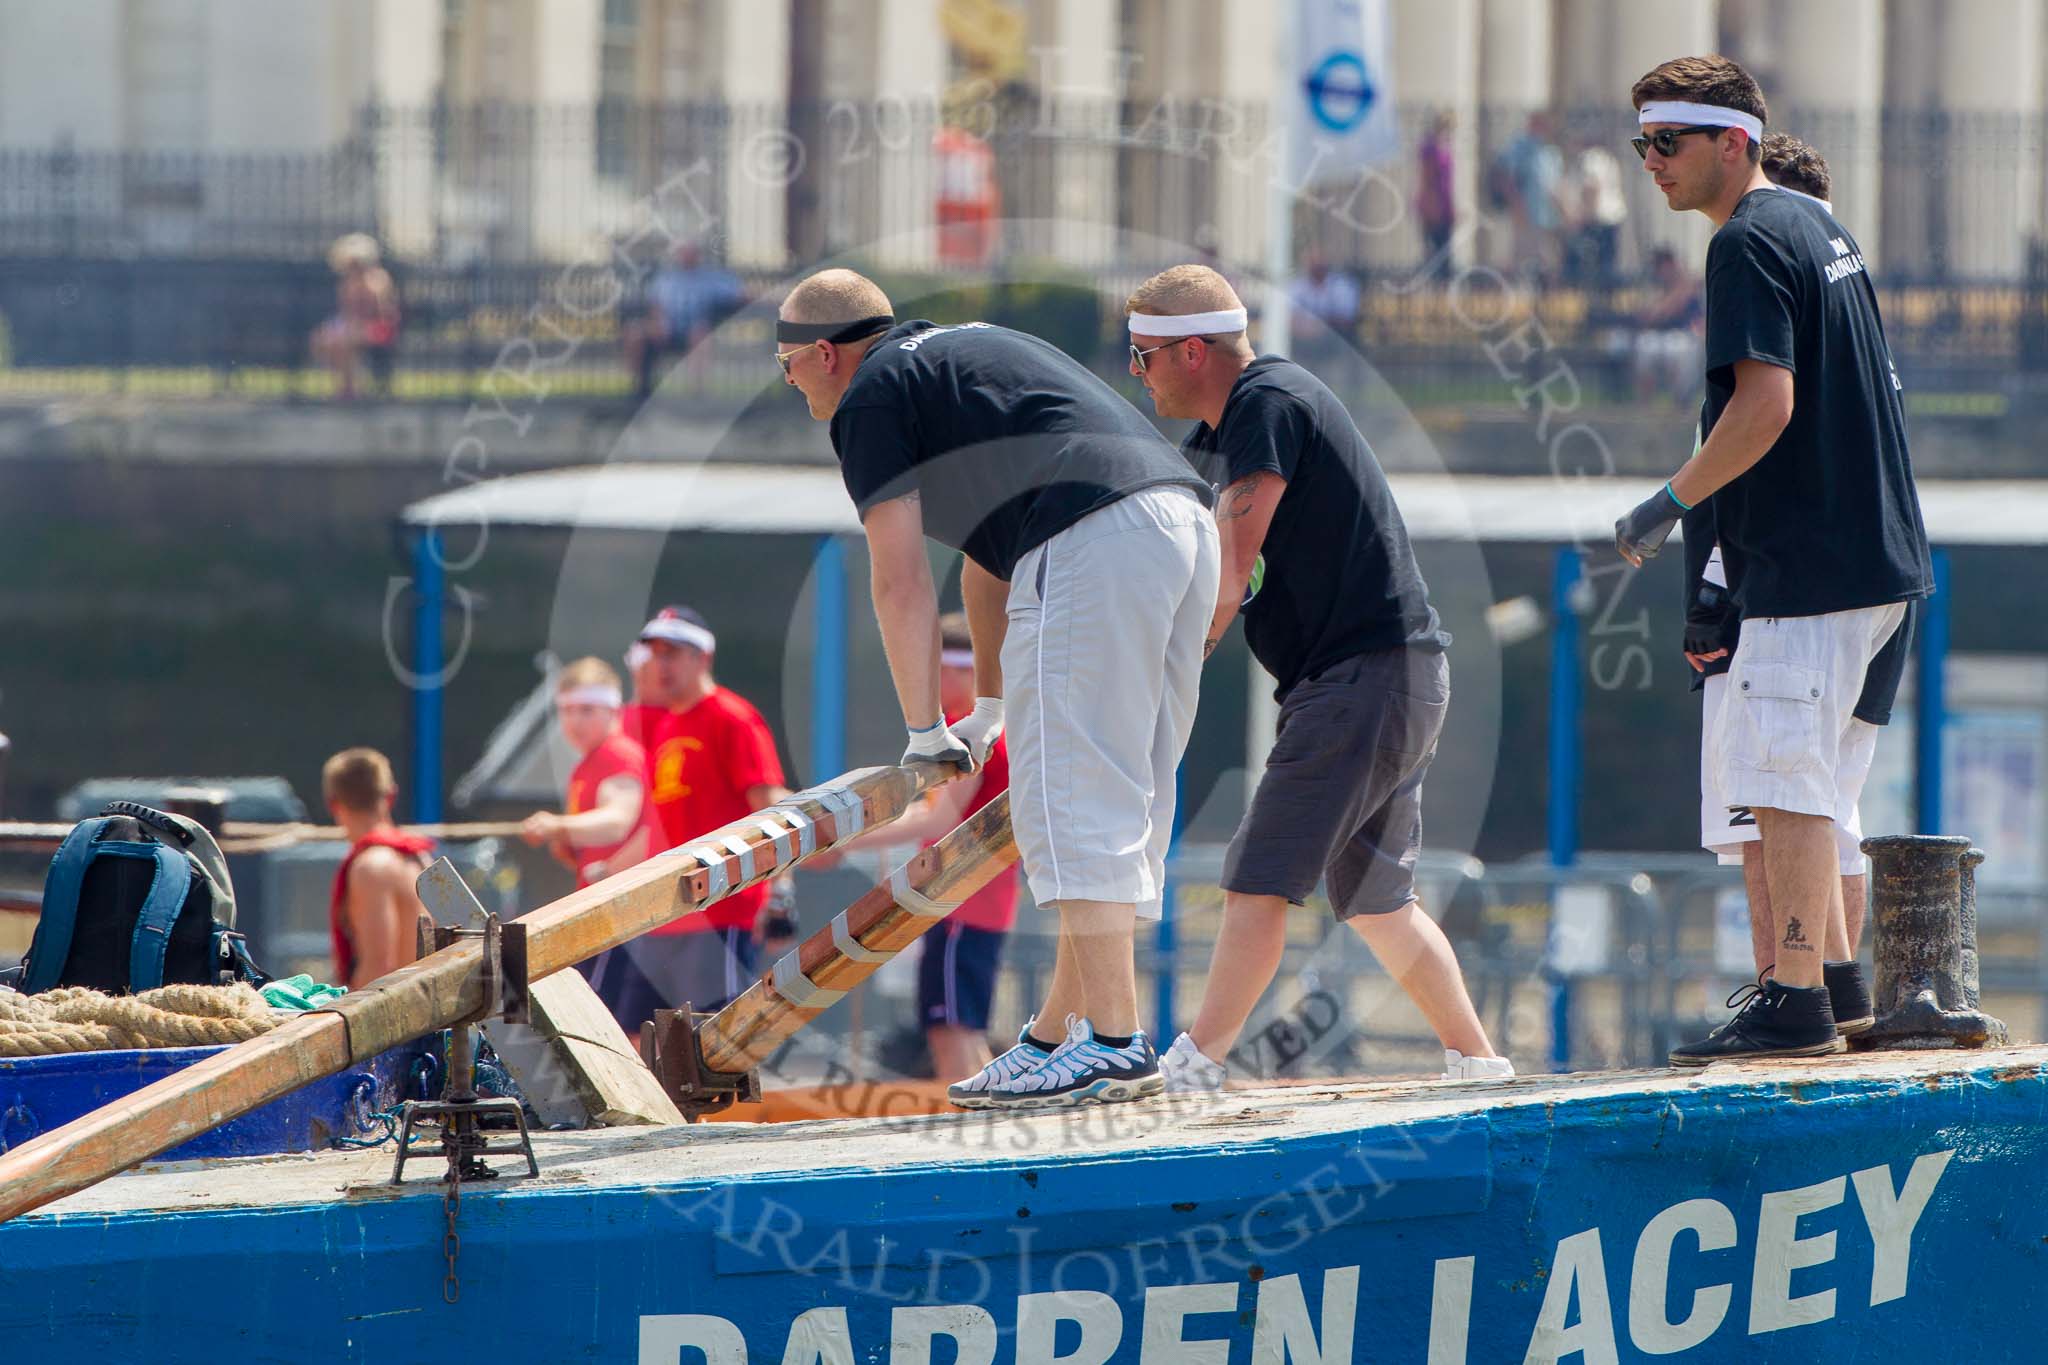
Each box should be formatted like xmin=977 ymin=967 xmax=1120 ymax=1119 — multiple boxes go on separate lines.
xmin=1771 ymin=0 xmax=1882 ymax=259
xmin=1366 ymin=0 xmax=1478 ymax=270
xmin=1475 ymin=0 xmax=1552 ymax=269
xmin=831 ymin=0 xmax=946 ymax=268
xmin=713 ymin=0 xmax=791 ymax=270
xmin=1021 ymin=0 xmax=1122 ymax=268
xmin=528 ymin=0 xmax=601 ymax=259
xmin=364 ymin=0 xmax=443 ymax=258
xmin=1931 ymin=0 xmax=2043 ymax=279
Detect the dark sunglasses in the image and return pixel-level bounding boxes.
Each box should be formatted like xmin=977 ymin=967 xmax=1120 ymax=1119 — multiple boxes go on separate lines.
xmin=1630 ymin=125 xmax=1726 ymax=160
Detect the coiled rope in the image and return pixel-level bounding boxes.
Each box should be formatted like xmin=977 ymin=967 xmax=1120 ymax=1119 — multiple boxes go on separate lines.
xmin=0 ymin=984 xmax=276 ymax=1056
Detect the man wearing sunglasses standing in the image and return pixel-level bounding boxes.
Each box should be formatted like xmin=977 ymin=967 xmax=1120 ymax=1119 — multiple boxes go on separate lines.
xmin=1123 ymin=264 xmax=1509 ymax=1092
xmin=777 ymin=268 xmax=1218 ymax=1109
xmin=1614 ymin=57 xmax=1932 ymax=1065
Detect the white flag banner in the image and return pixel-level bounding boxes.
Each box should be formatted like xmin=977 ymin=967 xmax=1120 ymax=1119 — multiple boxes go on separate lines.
xmin=1291 ymin=0 xmax=1399 ymax=183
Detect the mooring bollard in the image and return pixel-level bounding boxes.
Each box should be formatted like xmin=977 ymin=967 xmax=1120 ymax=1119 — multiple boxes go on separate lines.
xmin=1860 ymin=834 xmax=2007 ymax=1048
xmin=1959 ymin=846 xmax=1986 ymax=1010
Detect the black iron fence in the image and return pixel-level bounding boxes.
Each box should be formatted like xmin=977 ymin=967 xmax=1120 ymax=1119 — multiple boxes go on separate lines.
xmin=1 ymin=98 xmax=2046 ymax=394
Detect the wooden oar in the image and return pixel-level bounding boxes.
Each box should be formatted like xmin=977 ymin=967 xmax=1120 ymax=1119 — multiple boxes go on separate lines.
xmin=699 ymin=792 xmax=1017 ymax=1074
xmin=0 ymin=761 xmax=959 ymax=1224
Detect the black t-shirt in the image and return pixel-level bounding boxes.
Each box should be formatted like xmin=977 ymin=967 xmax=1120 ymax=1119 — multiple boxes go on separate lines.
xmin=829 ymin=321 xmax=1210 ymax=580
xmin=1701 ymin=187 xmax=1932 ymax=617
xmin=1182 ymin=356 xmax=1448 ymax=700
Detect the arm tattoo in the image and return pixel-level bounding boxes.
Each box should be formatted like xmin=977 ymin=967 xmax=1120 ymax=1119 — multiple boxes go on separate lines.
xmin=1203 ymin=634 xmax=1221 ymax=659
xmin=1218 ymin=478 xmax=1260 ymax=523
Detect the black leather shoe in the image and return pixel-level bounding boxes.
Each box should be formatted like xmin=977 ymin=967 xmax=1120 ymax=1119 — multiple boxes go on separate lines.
xmin=1824 ymin=960 xmax=1874 ymax=1037
xmin=1670 ymin=977 xmax=1844 ymax=1067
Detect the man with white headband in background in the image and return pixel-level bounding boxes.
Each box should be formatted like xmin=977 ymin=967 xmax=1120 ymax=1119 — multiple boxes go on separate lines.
xmin=778 ymin=268 xmax=1217 ymax=1109
xmin=1123 ymin=263 xmax=1509 ymax=1093
xmin=1615 ymin=56 xmax=1931 ymax=1064
xmin=600 ymin=605 xmax=795 ymax=1029
xmin=1680 ymin=132 xmax=1909 ymax=1036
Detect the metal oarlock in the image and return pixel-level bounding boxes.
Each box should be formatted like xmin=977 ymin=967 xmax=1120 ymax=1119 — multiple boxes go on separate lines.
xmin=1861 ymin=835 xmax=2008 ymax=1049
xmin=392 ymin=859 xmax=540 ymax=1193
xmin=639 ymin=1006 xmax=760 ymax=1121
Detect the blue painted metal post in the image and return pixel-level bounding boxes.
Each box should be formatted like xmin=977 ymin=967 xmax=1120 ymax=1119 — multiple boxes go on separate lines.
xmin=1547 ymin=547 xmax=1583 ymax=1072
xmin=411 ymin=530 xmax=445 ymax=824
xmin=810 ymin=535 xmax=849 ymax=785
xmin=1916 ymin=549 xmax=1950 ymax=834
xmin=1155 ymin=771 xmax=1184 ymax=1043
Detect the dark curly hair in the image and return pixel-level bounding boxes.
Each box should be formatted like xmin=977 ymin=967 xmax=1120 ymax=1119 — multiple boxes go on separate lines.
xmin=1760 ymin=132 xmax=1831 ymax=200
xmin=1631 ymin=55 xmax=1767 ymax=164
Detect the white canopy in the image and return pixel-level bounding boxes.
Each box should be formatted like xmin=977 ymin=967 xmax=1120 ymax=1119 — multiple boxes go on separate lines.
xmin=400 ymin=463 xmax=2048 ymax=546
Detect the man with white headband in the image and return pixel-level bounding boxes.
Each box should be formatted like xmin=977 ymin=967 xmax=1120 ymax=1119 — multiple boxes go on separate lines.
xmin=779 ymin=267 xmax=1217 ymax=1109
xmin=1617 ymin=56 xmax=1931 ymax=1065
xmin=606 ymin=604 xmax=794 ymax=1024
xmin=520 ymin=656 xmax=658 ymax=889
xmin=519 ymin=657 xmax=663 ymax=1024
xmin=1123 ymin=263 xmax=1509 ymax=1094
xmin=1679 ymin=133 xmax=1909 ymax=1040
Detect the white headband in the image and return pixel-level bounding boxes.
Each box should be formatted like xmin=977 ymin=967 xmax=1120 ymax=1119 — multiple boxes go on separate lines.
xmin=559 ymin=684 xmax=623 ymax=708
xmin=640 ymin=619 xmax=716 ymax=653
xmin=1128 ymin=307 xmax=1249 ymax=338
xmin=1638 ymin=100 xmax=1763 ymax=143
xmin=940 ymin=648 xmax=974 ymax=670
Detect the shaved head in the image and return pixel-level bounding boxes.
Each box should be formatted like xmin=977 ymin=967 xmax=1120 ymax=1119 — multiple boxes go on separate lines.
xmin=1125 ymin=264 xmax=1244 ymax=323
xmin=782 ymin=268 xmax=893 ymax=324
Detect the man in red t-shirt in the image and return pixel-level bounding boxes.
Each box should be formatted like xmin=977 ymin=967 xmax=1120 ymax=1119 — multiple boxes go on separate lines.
xmin=323 ymin=747 xmax=434 ymax=991
xmin=613 ymin=606 xmax=793 ymax=1024
xmin=814 ymin=614 xmax=1019 ymax=1079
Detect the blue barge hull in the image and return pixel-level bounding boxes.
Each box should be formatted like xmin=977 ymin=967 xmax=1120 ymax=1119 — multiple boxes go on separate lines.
xmin=2 ymin=1046 xmax=2043 ymax=1363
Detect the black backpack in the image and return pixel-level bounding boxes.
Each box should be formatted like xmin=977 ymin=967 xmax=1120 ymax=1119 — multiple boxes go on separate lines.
xmin=19 ymin=802 xmax=267 ymax=995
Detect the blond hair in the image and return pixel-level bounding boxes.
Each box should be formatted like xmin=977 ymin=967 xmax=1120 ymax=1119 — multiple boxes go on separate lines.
xmin=323 ymin=747 xmax=396 ymax=814
xmin=1124 ymin=265 xmax=1247 ymax=340
xmin=556 ymin=656 xmax=621 ymax=694
xmin=781 ymin=268 xmax=893 ymax=325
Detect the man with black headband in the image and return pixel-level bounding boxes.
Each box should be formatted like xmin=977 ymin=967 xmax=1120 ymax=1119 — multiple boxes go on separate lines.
xmin=779 ymin=268 xmax=1217 ymax=1109
xmin=1618 ymin=56 xmax=1931 ymax=1065
xmin=1122 ymin=264 xmax=1508 ymax=1093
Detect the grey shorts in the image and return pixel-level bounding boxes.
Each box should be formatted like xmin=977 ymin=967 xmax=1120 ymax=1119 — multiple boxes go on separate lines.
xmin=1222 ymin=647 xmax=1449 ymax=920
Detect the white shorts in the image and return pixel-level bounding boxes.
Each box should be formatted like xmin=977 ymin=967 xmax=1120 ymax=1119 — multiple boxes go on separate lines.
xmin=1706 ymin=602 xmax=1906 ymax=854
xmin=1003 ymin=485 xmax=1220 ymax=917
xmin=1700 ymin=672 xmax=1877 ymax=875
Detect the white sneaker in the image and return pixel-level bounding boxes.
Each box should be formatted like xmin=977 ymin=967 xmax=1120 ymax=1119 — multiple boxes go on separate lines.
xmin=947 ymin=1017 xmax=1055 ymax=1109
xmin=1159 ymin=1032 xmax=1227 ymax=1093
xmin=1442 ymin=1050 xmax=1514 ymax=1080
xmin=982 ymin=1016 xmax=1162 ymax=1109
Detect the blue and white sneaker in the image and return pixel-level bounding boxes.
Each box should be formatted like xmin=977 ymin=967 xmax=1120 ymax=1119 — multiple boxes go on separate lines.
xmin=982 ymin=1016 xmax=1162 ymax=1109
xmin=947 ymin=1018 xmax=1055 ymax=1110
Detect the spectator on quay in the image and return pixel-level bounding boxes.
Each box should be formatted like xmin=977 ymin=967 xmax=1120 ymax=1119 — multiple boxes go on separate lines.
xmin=809 ymin=613 xmax=1020 ymax=1083
xmin=1416 ymin=112 xmax=1457 ymax=263
xmin=1631 ymin=246 xmax=1705 ymax=403
xmin=622 ymin=241 xmax=749 ymax=400
xmin=1565 ymin=135 xmax=1629 ymax=284
xmin=1289 ymin=253 xmax=1362 ymax=382
xmin=1492 ymin=113 xmax=1565 ymax=280
xmin=310 ymin=233 xmax=400 ymax=400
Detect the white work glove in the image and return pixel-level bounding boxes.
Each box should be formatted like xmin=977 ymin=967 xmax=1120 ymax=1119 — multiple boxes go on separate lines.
xmin=948 ymin=697 xmax=1005 ymax=768
xmin=901 ymin=719 xmax=973 ymax=773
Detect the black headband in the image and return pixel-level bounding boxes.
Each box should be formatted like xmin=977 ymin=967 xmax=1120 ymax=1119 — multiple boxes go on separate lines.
xmin=776 ymin=314 xmax=895 ymax=345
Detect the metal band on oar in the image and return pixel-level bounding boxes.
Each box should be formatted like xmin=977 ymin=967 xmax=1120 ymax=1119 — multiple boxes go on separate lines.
xmin=0 ymin=760 xmax=962 ymax=1225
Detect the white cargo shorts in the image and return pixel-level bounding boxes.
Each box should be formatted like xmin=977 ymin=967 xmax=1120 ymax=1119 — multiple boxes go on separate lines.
xmin=1002 ymin=484 xmax=1220 ymax=917
xmin=1700 ymin=670 xmax=1877 ymax=874
xmin=1709 ymin=602 xmax=1907 ymax=829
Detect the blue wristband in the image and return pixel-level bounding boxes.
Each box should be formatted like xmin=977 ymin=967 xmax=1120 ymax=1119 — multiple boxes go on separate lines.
xmin=1664 ymin=482 xmax=1694 ymax=512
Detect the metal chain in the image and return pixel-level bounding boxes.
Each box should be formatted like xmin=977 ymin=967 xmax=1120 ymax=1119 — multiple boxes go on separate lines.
xmin=442 ymin=1178 xmax=461 ymax=1304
